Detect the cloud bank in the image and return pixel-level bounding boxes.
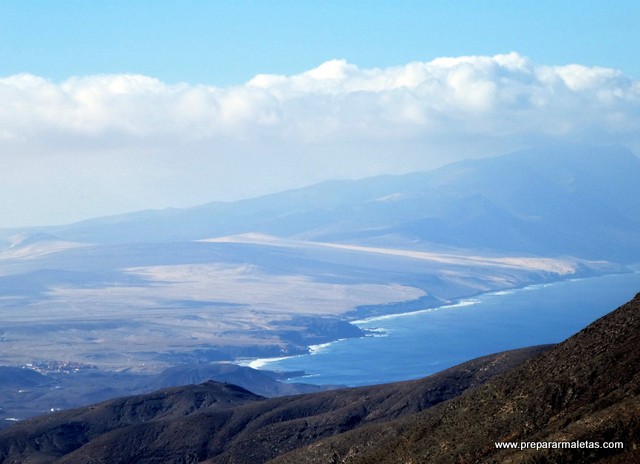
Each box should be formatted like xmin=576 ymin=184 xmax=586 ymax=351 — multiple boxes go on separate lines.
xmin=1 ymin=53 xmax=639 ymax=226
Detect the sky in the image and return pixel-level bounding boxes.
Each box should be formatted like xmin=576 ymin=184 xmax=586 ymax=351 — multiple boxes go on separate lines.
xmin=1 ymin=0 xmax=639 ymax=227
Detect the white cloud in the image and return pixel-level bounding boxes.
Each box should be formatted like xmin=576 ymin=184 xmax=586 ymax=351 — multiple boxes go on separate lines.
xmin=2 ymin=52 xmax=639 ymax=142
xmin=1 ymin=53 xmax=639 ymax=226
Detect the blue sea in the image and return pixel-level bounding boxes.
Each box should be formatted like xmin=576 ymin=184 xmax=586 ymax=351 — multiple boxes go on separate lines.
xmin=251 ymin=269 xmax=640 ymax=387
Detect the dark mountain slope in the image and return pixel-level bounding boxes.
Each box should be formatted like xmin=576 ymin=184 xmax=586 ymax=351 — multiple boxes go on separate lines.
xmin=17 ymin=143 xmax=640 ymax=261
xmin=4 ymin=292 xmax=638 ymax=464
xmin=0 ymin=363 xmax=332 ymax=431
xmin=147 ymin=363 xmax=332 ymax=397
xmin=273 ymin=293 xmax=640 ymax=464
xmin=0 ymin=346 xmax=548 ymax=464
xmin=0 ymin=367 xmax=52 ymax=389
xmin=0 ymin=382 xmax=263 ymax=464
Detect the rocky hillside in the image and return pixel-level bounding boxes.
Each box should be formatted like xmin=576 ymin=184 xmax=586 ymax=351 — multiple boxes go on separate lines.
xmin=0 ymin=346 xmax=547 ymax=463
xmin=274 ymin=293 xmax=640 ymax=464
xmin=1 ymin=293 xmax=638 ymax=463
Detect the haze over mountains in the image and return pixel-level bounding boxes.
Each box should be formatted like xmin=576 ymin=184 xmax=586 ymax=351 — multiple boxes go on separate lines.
xmin=20 ymin=143 xmax=640 ymax=262
xmin=0 ymin=143 xmax=639 ymax=426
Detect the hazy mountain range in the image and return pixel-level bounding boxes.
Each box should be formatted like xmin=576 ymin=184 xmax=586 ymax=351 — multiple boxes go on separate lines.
xmin=11 ymin=143 xmax=637 ymax=262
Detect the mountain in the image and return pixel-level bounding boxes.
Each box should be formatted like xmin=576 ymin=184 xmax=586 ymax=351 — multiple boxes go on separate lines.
xmin=0 ymin=345 xmax=549 ymax=464
xmin=1 ymin=294 xmax=637 ymax=463
xmin=23 ymin=143 xmax=640 ymax=262
xmin=1 ymin=144 xmax=638 ymax=455
xmin=146 ymin=363 xmax=333 ymax=398
xmin=3 ymin=291 xmax=640 ymax=463
xmin=0 ymin=363 xmax=332 ymax=430
xmin=0 ymin=382 xmax=264 ymax=463
xmin=274 ymin=292 xmax=640 ymax=464
xmin=0 ymin=367 xmax=52 ymax=388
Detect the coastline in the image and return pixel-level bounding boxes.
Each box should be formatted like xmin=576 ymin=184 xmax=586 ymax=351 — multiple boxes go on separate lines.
xmin=240 ymin=267 xmax=638 ymax=375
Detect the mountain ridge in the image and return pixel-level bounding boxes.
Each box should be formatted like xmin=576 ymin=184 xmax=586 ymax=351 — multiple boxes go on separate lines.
xmin=0 ymin=345 xmax=551 ymax=464
xmin=5 ymin=143 xmax=638 ymax=262
xmin=272 ymin=292 xmax=640 ymax=464
xmin=1 ymin=292 xmax=639 ymax=463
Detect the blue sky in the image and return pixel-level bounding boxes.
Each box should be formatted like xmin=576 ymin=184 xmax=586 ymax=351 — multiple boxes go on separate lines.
xmin=1 ymin=1 xmax=639 ymax=227
xmin=3 ymin=0 xmax=638 ymax=83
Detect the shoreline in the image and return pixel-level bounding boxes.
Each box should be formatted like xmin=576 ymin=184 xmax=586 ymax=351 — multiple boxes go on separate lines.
xmin=239 ymin=267 xmax=638 ymax=374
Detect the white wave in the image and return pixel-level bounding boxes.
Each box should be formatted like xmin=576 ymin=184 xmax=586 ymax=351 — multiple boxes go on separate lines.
xmin=490 ymin=289 xmax=516 ymax=296
xmin=354 ymin=298 xmax=481 ymax=325
xmin=309 ymin=338 xmax=350 ymax=354
xmin=364 ymin=327 xmax=389 ymax=337
xmin=308 ymin=342 xmax=333 ymax=354
xmin=239 ymin=355 xmax=298 ymax=370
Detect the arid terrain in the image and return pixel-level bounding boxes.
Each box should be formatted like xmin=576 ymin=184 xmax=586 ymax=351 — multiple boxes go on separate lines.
xmin=1 ymin=145 xmax=639 ymax=426
xmin=1 ymin=293 xmax=638 ymax=463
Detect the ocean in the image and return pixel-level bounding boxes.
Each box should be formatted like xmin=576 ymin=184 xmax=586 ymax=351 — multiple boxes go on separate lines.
xmin=250 ymin=269 xmax=640 ymax=387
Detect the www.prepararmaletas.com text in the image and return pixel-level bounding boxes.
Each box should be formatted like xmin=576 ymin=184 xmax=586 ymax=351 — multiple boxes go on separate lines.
xmin=495 ymin=440 xmax=624 ymax=451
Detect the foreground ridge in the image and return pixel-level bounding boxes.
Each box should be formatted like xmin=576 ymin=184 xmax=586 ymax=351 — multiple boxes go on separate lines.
xmin=273 ymin=293 xmax=640 ymax=464
xmin=0 ymin=347 xmax=547 ymax=463
xmin=1 ymin=293 xmax=638 ymax=463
